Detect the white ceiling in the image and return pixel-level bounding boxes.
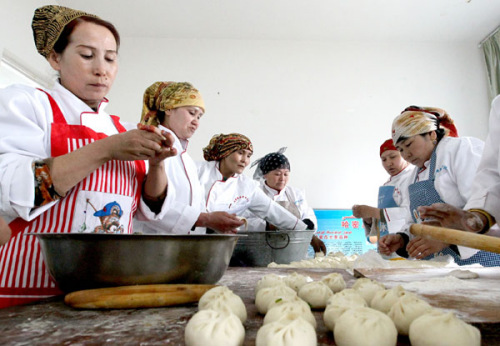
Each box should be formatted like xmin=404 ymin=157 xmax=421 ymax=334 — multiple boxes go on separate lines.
xmin=58 ymin=0 xmax=500 ymax=43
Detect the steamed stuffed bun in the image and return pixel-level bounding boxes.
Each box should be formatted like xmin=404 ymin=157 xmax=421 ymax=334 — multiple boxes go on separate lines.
xmin=185 ymin=309 xmax=244 ymax=346
xmin=198 ymin=286 xmax=247 ymax=323
xmin=298 ymin=281 xmax=333 ymax=309
xmin=256 ymin=316 xmax=316 ymax=346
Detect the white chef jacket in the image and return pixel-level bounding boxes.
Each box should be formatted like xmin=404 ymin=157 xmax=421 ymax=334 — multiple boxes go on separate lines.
xmin=400 ymin=136 xmax=484 ymax=258
xmin=242 ymin=181 xmax=316 ymax=231
xmin=197 ymin=161 xmax=307 ymax=231
xmin=137 ymin=126 xmax=205 ymax=234
xmin=0 ymin=82 xmax=163 ymax=224
xmin=365 ymin=164 xmax=414 ymax=237
xmin=465 ymin=95 xmax=500 ymax=227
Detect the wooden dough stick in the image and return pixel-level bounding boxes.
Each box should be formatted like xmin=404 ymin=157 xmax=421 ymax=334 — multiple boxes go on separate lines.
xmin=410 ymin=224 xmax=500 ymax=254
xmin=64 ymin=284 xmax=217 ymax=309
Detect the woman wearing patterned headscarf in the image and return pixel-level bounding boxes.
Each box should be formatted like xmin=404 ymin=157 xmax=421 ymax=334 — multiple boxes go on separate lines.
xmin=242 ymin=148 xmax=327 ymax=254
xmin=352 ymin=139 xmax=414 ymax=247
xmin=0 ymin=5 xmax=176 ymax=308
xmin=379 ymin=108 xmax=500 ymax=266
xmin=136 ymin=83 xmax=244 ymax=235
xmin=197 ymin=134 xmax=307 ymax=232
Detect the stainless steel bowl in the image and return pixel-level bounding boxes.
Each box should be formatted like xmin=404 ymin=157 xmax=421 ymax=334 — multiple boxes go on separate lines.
xmin=28 ymin=233 xmax=240 ymax=292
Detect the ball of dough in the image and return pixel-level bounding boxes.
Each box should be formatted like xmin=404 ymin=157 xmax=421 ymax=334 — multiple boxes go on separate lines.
xmin=326 ymin=288 xmax=366 ymax=307
xmin=351 ymin=278 xmax=386 ymax=304
xmin=267 ymin=295 xmax=310 ymax=312
xmin=283 ymin=272 xmax=312 ymax=292
xmin=255 ymin=274 xmax=285 ymax=294
xmin=298 ymin=281 xmax=334 ymax=309
xmin=409 ymin=310 xmax=481 ymax=346
xmin=334 ymin=307 xmax=397 ymax=346
xmin=321 ymin=273 xmax=346 ymax=293
xmin=323 ymin=295 xmax=367 ymax=331
xmin=448 ymin=269 xmax=479 ymax=280
xmin=256 ymin=285 xmax=297 ymax=314
xmin=387 ymin=295 xmax=433 ymax=335
xmin=370 ymin=285 xmax=417 ymax=313
xmin=185 ymin=309 xmax=245 ymax=346
xmin=265 ymin=302 xmax=317 ymax=328
xmin=256 ymin=316 xmax=317 ymax=346
xmin=198 ymin=286 xmax=247 ymax=323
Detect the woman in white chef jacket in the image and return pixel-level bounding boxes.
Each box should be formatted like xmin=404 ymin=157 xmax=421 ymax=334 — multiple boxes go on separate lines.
xmin=352 ymin=139 xmax=413 ymax=244
xmin=378 ymin=106 xmax=500 ymax=266
xmin=242 ymin=148 xmax=326 ymax=254
xmin=197 ymin=134 xmax=307 ymax=231
xmin=419 ymin=97 xmax=500 ymax=237
xmin=138 ymin=82 xmax=244 ymax=234
xmin=0 ymin=6 xmax=176 ymax=308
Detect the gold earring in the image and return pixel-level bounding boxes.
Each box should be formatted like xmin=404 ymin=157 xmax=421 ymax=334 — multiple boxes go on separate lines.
xmin=432 ymin=140 xmax=437 ymax=145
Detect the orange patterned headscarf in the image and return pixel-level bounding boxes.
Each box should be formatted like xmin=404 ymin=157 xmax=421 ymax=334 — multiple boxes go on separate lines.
xmin=203 ymin=133 xmax=253 ymax=161
xmin=402 ymin=105 xmax=458 ymax=138
xmin=141 ymin=81 xmax=205 ymax=126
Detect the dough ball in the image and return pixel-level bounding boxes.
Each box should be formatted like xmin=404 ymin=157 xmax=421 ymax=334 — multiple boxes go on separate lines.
xmin=255 ymin=285 xmax=297 ymax=314
xmin=387 ymin=295 xmax=433 ymax=335
xmin=298 ymin=281 xmax=334 ymax=309
xmin=333 ymin=307 xmax=397 ymax=346
xmin=370 ymin=285 xmax=417 ymax=313
xmin=256 ymin=316 xmax=317 ymax=346
xmin=321 ymin=273 xmax=346 ymax=293
xmin=448 ymin=269 xmax=479 ymax=280
xmin=198 ymin=286 xmax=247 ymax=323
xmin=283 ymin=272 xmax=312 ymax=292
xmin=255 ymin=274 xmax=285 ymax=294
xmin=185 ymin=309 xmax=245 ymax=346
xmin=326 ymin=288 xmax=366 ymax=307
xmin=351 ymin=278 xmax=386 ymax=304
xmin=267 ymin=295 xmax=310 ymax=312
xmin=265 ymin=302 xmax=317 ymax=328
xmin=323 ymin=295 xmax=367 ymax=331
xmin=409 ymin=310 xmax=481 ymax=346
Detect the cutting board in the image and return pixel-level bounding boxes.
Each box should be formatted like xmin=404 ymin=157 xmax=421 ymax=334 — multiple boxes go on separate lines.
xmin=353 ymin=267 xmax=500 ymax=323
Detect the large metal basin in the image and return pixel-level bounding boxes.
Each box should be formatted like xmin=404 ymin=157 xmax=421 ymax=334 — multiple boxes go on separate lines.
xmin=29 ymin=233 xmax=240 ymax=292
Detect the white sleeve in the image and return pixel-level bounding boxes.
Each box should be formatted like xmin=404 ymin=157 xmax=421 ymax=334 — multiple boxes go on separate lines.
xmin=292 ymin=187 xmax=318 ymax=228
xmin=239 ymin=209 xmax=266 ymax=231
xmin=465 ymin=95 xmax=500 ymax=222
xmin=0 ymin=85 xmax=57 ymax=220
xmin=248 ymin=188 xmax=307 ymax=230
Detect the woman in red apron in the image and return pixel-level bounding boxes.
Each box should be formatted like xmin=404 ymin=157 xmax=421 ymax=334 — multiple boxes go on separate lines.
xmin=0 ymin=5 xmax=175 ymax=308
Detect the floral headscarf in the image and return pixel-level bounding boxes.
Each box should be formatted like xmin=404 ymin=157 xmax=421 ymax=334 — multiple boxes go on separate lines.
xmin=402 ymin=105 xmax=458 ymax=138
xmin=141 ymin=81 xmax=205 ymax=126
xmin=392 ymin=111 xmax=451 ymax=144
xmin=203 ymin=133 xmax=253 ymax=161
xmin=251 ymin=148 xmax=290 ymax=180
xmin=32 ymin=5 xmax=99 ymax=58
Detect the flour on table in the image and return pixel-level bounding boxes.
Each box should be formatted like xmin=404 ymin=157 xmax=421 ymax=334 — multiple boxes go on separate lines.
xmin=448 ymin=269 xmax=479 ymax=279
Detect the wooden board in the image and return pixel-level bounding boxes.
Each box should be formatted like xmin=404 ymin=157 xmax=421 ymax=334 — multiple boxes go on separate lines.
xmin=353 ymin=267 xmax=500 ymax=323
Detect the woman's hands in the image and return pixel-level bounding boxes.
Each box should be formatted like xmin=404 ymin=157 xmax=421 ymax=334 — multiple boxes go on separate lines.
xmin=196 ymin=212 xmax=245 ymax=234
xmin=418 ymin=203 xmax=485 ymax=233
xmin=378 ymin=234 xmax=404 ymax=256
xmin=310 ymin=235 xmax=327 ymax=254
xmin=352 ymin=205 xmax=380 ymax=220
xmin=406 ymin=237 xmax=449 ymax=259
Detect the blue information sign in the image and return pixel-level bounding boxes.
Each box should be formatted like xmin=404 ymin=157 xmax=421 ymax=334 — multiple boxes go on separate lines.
xmin=307 ymin=209 xmax=377 ymax=257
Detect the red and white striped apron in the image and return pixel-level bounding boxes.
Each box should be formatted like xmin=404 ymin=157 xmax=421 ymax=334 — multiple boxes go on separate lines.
xmin=0 ymin=91 xmax=146 ymax=308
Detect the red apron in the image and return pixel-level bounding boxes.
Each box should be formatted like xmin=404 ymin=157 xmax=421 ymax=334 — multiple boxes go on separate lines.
xmin=0 ymin=91 xmax=146 ymax=308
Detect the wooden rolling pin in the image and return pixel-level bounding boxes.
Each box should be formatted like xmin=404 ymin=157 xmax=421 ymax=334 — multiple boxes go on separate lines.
xmin=410 ymin=224 xmax=500 ymax=254
xmin=65 ymin=284 xmax=217 ymax=309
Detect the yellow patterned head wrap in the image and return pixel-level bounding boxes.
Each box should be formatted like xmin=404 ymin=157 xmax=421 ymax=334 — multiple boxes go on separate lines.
xmin=32 ymin=5 xmax=99 ymax=58
xmin=392 ymin=111 xmax=443 ymax=144
xmin=203 ymin=133 xmax=253 ymax=161
xmin=140 ymin=81 xmax=205 ymax=127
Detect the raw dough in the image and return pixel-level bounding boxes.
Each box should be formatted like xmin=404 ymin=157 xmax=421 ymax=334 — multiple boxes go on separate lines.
xmin=256 ymin=316 xmax=317 ymax=346
xmin=370 ymin=285 xmax=417 ymax=313
xmin=321 ymin=273 xmax=346 ymax=293
xmin=448 ymin=269 xmax=479 ymax=280
xmin=255 ymin=285 xmax=297 ymax=314
xmin=409 ymin=310 xmax=481 ymax=346
xmin=255 ymin=274 xmax=285 ymax=294
xmin=198 ymin=286 xmax=247 ymax=323
xmin=327 ymin=288 xmax=367 ymax=307
xmin=185 ymin=309 xmax=244 ymax=346
xmin=387 ymin=295 xmax=434 ymax=335
xmin=298 ymin=281 xmax=333 ymax=309
xmin=351 ymin=278 xmax=386 ymax=304
xmin=283 ymin=272 xmax=312 ymax=292
xmin=333 ymin=307 xmax=397 ymax=346
xmin=323 ymin=294 xmax=367 ymax=331
xmin=264 ymin=302 xmax=317 ymax=328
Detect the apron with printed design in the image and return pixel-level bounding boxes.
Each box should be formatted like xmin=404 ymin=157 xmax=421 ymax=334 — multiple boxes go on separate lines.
xmin=377 ymin=185 xmax=398 ymax=238
xmin=0 ymin=90 xmax=146 ymax=308
xmin=408 ymin=149 xmax=500 ymax=266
